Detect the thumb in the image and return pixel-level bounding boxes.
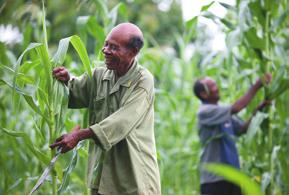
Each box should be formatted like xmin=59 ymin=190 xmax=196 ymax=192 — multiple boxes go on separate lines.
xmin=72 ymin=125 xmax=81 ymax=132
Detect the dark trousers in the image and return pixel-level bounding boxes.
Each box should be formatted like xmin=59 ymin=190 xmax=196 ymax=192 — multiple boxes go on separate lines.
xmin=201 ymin=180 xmax=242 ymax=195
xmin=90 ymin=189 xmax=103 ymax=195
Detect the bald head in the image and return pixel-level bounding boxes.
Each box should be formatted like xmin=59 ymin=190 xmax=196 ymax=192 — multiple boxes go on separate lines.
xmin=108 ymin=23 xmax=144 ymax=52
xmin=111 ymin=23 xmax=143 ymax=38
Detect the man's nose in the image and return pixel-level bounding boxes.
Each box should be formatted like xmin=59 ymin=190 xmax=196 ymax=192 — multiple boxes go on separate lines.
xmin=102 ymin=46 xmax=111 ymax=55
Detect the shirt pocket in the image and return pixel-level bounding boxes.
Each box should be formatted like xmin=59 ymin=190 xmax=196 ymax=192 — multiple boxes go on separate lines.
xmin=92 ymin=96 xmax=106 ymax=122
xmin=94 ymin=96 xmax=105 ymax=108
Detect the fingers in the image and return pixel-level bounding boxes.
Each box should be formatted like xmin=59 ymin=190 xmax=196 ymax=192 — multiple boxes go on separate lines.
xmin=52 ymin=67 xmax=65 ymax=75
xmin=60 ymin=146 xmax=71 ymax=153
xmin=264 ymin=73 xmax=272 ymax=84
xmin=50 ymin=141 xmax=64 ymax=149
xmin=52 ymin=67 xmax=70 ymax=82
xmin=55 ymin=135 xmax=64 ymax=142
xmin=258 ymin=100 xmax=272 ymax=111
xmin=54 ymin=70 xmax=68 ymax=79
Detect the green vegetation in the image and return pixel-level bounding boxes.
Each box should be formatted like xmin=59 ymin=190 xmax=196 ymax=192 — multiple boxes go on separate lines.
xmin=1 ymin=0 xmax=289 ymax=194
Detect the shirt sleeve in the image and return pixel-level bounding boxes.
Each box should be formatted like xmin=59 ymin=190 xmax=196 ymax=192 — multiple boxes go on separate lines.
xmin=68 ymin=73 xmax=91 ymax=108
xmin=198 ymin=104 xmax=231 ymax=126
xmin=89 ymin=87 xmax=152 ymax=151
xmin=231 ymin=116 xmax=244 ymax=136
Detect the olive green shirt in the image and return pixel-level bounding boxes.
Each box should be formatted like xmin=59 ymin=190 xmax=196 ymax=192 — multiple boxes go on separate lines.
xmin=68 ymin=61 xmax=161 ymax=195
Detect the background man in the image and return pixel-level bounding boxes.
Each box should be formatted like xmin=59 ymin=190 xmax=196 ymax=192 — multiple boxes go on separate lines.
xmin=193 ymin=74 xmax=271 ymax=195
xmin=51 ymin=23 xmax=161 ymax=195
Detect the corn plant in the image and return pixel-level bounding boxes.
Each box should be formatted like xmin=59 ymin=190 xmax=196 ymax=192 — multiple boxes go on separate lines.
xmin=0 ymin=2 xmax=93 ymax=194
xmin=2 ymin=0 xmax=289 ymax=194
xmin=0 ymin=1 xmax=129 ymax=194
xmin=200 ymin=0 xmax=289 ymax=194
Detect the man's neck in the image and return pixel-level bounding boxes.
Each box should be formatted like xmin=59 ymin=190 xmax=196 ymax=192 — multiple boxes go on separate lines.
xmin=114 ymin=60 xmax=135 ymax=80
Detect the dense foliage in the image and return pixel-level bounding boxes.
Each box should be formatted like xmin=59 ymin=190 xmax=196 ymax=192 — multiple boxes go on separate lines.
xmin=1 ymin=0 xmax=289 ymax=194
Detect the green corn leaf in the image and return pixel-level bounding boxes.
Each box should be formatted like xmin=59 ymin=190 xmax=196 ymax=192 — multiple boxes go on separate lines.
xmin=12 ymin=43 xmax=43 ymax=101
xmin=227 ymin=29 xmax=242 ymax=50
xmin=70 ymin=35 xmax=92 ymax=77
xmin=109 ymin=3 xmax=126 ymax=28
xmin=82 ymin=110 xmax=89 ymax=129
xmin=1 ymin=78 xmax=50 ymax=124
xmin=33 ymin=121 xmax=45 ymax=143
xmin=219 ymin=2 xmax=236 ymax=11
xmin=244 ymin=27 xmax=266 ymax=50
xmin=201 ymin=1 xmax=215 ymax=12
xmin=0 ymin=42 xmax=10 ymax=65
xmin=220 ymin=18 xmax=235 ymax=30
xmin=51 ymin=35 xmax=92 ymax=77
xmin=86 ymin=17 xmax=106 ymax=55
xmin=93 ymin=0 xmax=108 ymax=17
xmin=42 ymin=0 xmax=48 ymax=51
xmin=272 ymin=8 xmax=289 ymax=30
xmin=58 ymin=143 xmax=83 ymax=193
xmin=19 ymin=59 xmax=41 ymax=73
xmin=37 ymin=86 xmax=50 ymax=110
xmin=0 ymin=127 xmax=50 ymax=164
xmin=51 ymin=37 xmax=71 ymax=67
xmin=202 ymin=11 xmax=218 ymax=20
xmin=261 ymin=172 xmax=271 ymax=192
xmin=205 ymin=163 xmax=263 ymax=195
xmin=0 ymin=65 xmax=34 ymax=85
xmin=53 ymin=81 xmax=68 ymax=137
xmin=23 ymin=94 xmax=50 ymax=124
xmin=267 ymin=66 xmax=289 ymax=99
xmin=246 ymin=112 xmax=268 ymax=144
xmin=248 ymin=1 xmax=266 ymax=28
xmin=1 ymin=78 xmax=33 ymax=96
xmin=53 ymin=35 xmax=93 ymax=76
xmin=36 ymin=45 xmax=53 ymax=96
xmin=13 ymin=43 xmax=42 ymax=69
xmin=7 ymin=178 xmax=23 ymax=192
xmin=184 ymin=16 xmax=197 ymax=44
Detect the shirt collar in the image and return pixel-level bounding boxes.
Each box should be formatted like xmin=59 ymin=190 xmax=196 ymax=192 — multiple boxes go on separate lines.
xmin=102 ymin=60 xmax=138 ymax=88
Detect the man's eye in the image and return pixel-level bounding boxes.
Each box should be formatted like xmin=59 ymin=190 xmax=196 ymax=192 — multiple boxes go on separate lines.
xmin=111 ymin=45 xmax=117 ymax=50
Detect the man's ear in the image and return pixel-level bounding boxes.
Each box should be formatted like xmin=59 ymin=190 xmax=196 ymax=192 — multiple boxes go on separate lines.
xmin=128 ymin=47 xmax=138 ymax=57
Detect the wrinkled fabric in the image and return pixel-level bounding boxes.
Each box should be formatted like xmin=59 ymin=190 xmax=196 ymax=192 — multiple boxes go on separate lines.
xmin=197 ymin=104 xmax=243 ymax=184
xmin=68 ymin=61 xmax=161 ymax=195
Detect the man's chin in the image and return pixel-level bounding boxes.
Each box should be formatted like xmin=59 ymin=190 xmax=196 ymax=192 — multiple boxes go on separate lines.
xmin=105 ymin=62 xmax=115 ymax=70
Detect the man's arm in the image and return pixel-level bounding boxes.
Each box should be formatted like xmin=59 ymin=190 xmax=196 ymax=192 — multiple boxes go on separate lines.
xmin=50 ymin=87 xmax=152 ymax=153
xmin=50 ymin=125 xmax=99 ymax=153
xmin=231 ymin=73 xmax=271 ymax=114
xmin=90 ymin=87 xmax=152 ymax=151
xmin=238 ymin=100 xmax=271 ymax=135
xmin=53 ymin=66 xmax=92 ymax=108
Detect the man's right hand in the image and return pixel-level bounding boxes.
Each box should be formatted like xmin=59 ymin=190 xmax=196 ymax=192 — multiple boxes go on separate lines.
xmin=52 ymin=67 xmax=70 ymax=85
xmin=256 ymin=73 xmax=272 ymax=88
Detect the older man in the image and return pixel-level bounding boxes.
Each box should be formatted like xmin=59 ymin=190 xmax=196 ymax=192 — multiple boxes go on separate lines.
xmin=51 ymin=23 xmax=161 ymax=195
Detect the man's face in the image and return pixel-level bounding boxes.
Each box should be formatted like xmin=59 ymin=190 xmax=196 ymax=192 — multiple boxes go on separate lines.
xmin=102 ymin=30 xmax=134 ymax=72
xmin=201 ymin=77 xmax=220 ymax=103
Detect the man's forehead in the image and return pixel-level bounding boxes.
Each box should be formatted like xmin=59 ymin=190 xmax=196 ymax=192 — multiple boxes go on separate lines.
xmin=112 ymin=23 xmax=142 ymax=36
xmin=105 ymin=23 xmax=143 ymax=44
xmin=105 ymin=30 xmax=130 ymax=45
xmin=201 ymin=77 xmax=215 ymax=84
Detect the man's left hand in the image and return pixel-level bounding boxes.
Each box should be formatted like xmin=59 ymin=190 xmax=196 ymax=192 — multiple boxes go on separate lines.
xmin=50 ymin=125 xmax=81 ymax=153
xmin=257 ymin=100 xmax=272 ymax=111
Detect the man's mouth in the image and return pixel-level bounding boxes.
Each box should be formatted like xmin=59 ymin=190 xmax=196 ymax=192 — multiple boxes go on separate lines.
xmin=105 ymin=56 xmax=114 ymax=62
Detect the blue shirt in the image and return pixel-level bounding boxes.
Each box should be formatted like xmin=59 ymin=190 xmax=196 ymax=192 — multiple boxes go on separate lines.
xmin=197 ymin=103 xmax=244 ymax=184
